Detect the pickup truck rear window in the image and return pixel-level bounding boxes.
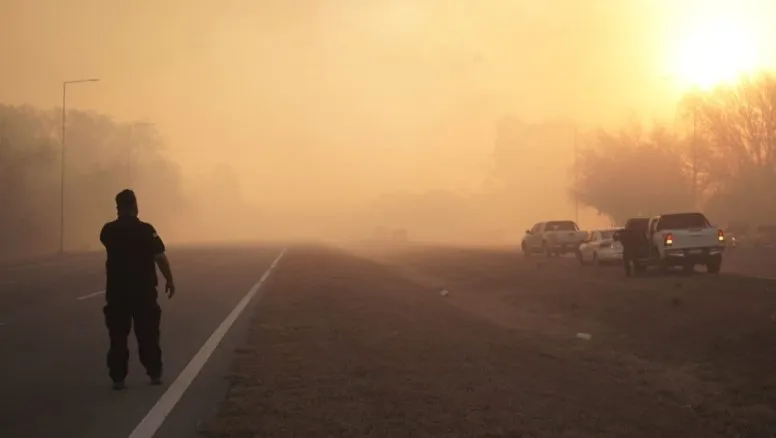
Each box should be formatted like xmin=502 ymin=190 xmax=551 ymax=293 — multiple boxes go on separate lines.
xmin=545 ymin=221 xmax=579 ymax=231
xmin=656 ymin=213 xmax=710 ymax=230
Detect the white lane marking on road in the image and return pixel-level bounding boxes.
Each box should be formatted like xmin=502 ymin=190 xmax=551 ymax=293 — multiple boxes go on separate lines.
xmin=76 ymin=290 xmax=105 ymax=301
xmin=127 ymin=248 xmax=287 ymax=438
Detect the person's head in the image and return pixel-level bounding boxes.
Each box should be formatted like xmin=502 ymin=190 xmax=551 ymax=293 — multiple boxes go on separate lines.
xmin=115 ymin=189 xmax=138 ymax=217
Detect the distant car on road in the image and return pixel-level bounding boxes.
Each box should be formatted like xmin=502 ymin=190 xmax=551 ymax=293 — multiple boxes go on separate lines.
xmin=724 ymin=222 xmax=748 ymax=248
xmin=576 ymin=228 xmax=624 ymax=266
xmin=726 ymin=232 xmax=737 ymax=248
xmin=522 ymin=220 xmax=587 ymax=257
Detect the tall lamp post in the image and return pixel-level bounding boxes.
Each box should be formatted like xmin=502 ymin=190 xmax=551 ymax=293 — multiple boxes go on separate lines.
xmin=573 ymin=124 xmax=579 ymax=224
xmin=661 ymin=75 xmax=699 ymax=206
xmin=60 ymin=78 xmax=99 ymax=254
xmin=675 ymin=92 xmax=700 ymax=207
xmin=689 ymin=99 xmax=699 ymax=206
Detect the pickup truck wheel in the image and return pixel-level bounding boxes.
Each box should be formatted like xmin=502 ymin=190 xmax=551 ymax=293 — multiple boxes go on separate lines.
xmin=706 ymin=256 xmax=722 ymax=274
xmin=522 ymin=243 xmax=531 ymax=257
xmin=592 ymin=252 xmax=599 ymax=266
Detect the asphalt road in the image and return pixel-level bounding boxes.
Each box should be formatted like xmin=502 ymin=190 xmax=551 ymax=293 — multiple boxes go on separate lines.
xmin=1 ymin=242 xmax=774 ymax=438
xmin=0 ymin=245 xmax=285 ymax=438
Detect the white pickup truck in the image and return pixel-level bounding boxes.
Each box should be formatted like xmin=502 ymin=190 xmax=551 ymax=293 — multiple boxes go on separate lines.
xmin=643 ymin=212 xmax=725 ymax=273
xmin=522 ymin=220 xmax=588 ymax=256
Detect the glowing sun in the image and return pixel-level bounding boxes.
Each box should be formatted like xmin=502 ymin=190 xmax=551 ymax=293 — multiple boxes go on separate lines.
xmin=671 ymin=19 xmax=761 ymax=90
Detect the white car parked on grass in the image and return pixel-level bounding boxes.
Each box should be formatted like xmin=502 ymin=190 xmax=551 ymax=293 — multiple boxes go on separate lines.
xmin=577 ymin=228 xmax=623 ymax=266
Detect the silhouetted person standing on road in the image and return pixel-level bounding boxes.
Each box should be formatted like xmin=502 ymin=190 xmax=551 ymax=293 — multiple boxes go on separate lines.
xmin=100 ymin=189 xmax=175 ymax=390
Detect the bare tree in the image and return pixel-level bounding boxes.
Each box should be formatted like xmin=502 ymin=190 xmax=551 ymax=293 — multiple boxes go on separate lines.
xmin=693 ymin=73 xmax=776 ymax=223
xmin=0 ymin=104 xmax=186 ymax=259
xmin=571 ymin=124 xmax=693 ymax=225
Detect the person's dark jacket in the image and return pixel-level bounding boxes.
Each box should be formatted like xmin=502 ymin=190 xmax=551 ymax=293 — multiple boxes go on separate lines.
xmin=621 ymin=222 xmax=650 ymax=260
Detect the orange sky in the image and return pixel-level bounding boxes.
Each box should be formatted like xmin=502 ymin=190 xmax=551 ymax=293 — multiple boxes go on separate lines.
xmin=2 ymin=0 xmax=775 ymax=209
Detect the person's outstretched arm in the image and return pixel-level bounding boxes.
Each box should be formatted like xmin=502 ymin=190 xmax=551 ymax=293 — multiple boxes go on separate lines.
xmin=148 ymin=224 xmax=175 ymax=298
xmin=155 ymin=253 xmax=175 ymax=298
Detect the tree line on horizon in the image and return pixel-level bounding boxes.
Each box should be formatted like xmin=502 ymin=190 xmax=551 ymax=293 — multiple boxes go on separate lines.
xmin=0 ymin=105 xmax=189 ymax=259
xmin=371 ymin=73 xmax=776 ymax=240
xmin=572 ymin=73 xmax=776 ymax=228
xmin=4 ymin=73 xmax=775 ymax=257
xmin=0 ymin=102 xmax=286 ymax=260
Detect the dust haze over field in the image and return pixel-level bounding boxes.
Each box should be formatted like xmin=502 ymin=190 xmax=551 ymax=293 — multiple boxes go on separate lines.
xmin=3 ymin=0 xmax=776 ymax=256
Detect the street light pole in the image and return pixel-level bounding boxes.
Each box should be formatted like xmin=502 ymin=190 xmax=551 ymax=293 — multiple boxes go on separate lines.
xmin=574 ymin=124 xmax=579 ymax=224
xmin=59 ymin=78 xmax=99 ymax=254
xmin=660 ymin=75 xmax=702 ymax=207
xmin=691 ymin=104 xmax=698 ymax=206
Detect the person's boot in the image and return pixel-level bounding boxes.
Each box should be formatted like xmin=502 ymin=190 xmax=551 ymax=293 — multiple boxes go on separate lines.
xmin=150 ymin=374 xmax=163 ymax=386
xmin=112 ymin=380 xmax=126 ymax=391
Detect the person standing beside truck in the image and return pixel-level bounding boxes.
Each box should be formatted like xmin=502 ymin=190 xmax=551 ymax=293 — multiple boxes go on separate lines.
xmin=619 ymin=217 xmax=650 ymax=277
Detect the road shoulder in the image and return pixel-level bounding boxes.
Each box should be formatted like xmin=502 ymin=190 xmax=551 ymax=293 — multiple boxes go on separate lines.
xmin=200 ymin=246 xmax=712 ymax=437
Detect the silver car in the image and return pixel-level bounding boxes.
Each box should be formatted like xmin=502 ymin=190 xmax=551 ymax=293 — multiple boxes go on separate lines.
xmin=577 ymin=228 xmax=623 ymax=265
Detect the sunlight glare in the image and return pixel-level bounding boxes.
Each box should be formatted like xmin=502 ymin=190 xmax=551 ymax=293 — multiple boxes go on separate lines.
xmin=672 ymin=19 xmax=760 ymax=90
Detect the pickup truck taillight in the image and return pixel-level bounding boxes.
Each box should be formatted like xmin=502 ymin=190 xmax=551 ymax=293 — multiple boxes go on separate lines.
xmin=718 ymin=229 xmax=725 ymax=242
xmin=664 ymin=233 xmax=673 ymax=246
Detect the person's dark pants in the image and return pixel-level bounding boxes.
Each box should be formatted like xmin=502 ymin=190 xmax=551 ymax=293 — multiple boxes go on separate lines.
xmin=622 ymin=255 xmax=632 ymax=276
xmin=103 ymin=289 xmax=162 ymax=382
